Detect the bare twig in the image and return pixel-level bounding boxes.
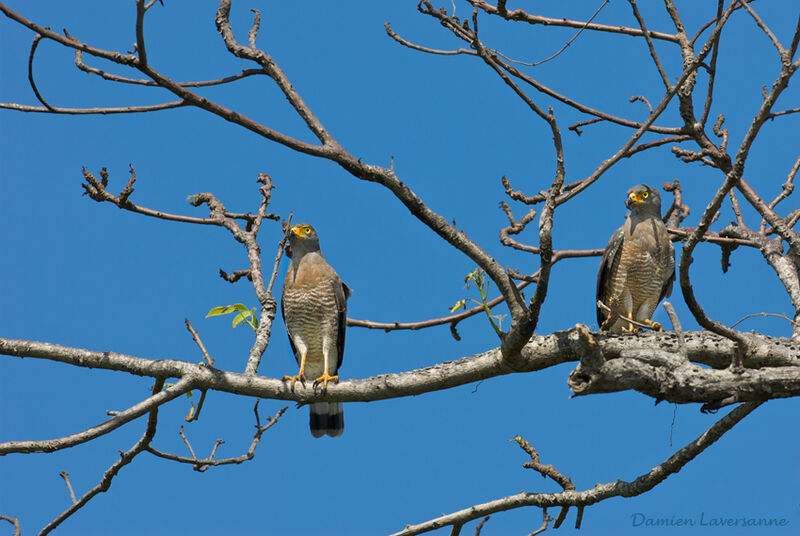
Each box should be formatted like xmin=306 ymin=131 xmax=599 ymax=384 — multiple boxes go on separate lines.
xmin=530 ymin=509 xmax=553 ymax=535
xmin=74 ymin=49 xmax=265 ymax=87
xmin=759 ymin=155 xmax=799 ymax=233
xmin=662 ymin=302 xmax=687 ymax=359
xmin=627 ymin=1 xmax=672 ymax=89
xmin=81 ymin=167 xmax=276 ymax=226
xmin=185 ymin=319 xmax=213 ymax=367
xmin=219 ymin=269 xmax=252 ymax=283
xmin=147 ymin=403 xmax=287 ymax=471
xmin=348 ymin=279 xmax=533 ymax=333
xmin=385 ymin=22 xmax=477 ymax=56
xmin=0 ymin=516 xmax=20 ymax=536
xmin=467 ymin=0 xmax=680 ymax=43
xmin=59 ymin=471 xmax=77 ymax=504
xmin=730 ymin=312 xmax=798 ymax=329
xmin=473 ymin=516 xmax=490 ymax=535
xmin=39 ymin=379 xmax=166 ymax=535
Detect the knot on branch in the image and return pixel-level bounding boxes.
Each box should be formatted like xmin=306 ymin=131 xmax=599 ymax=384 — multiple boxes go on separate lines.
xmin=567 ymin=324 xmax=605 ymax=394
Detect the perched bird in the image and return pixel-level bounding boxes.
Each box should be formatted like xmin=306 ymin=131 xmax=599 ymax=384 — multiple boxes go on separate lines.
xmin=282 ymin=223 xmax=351 ymax=438
xmin=596 ymin=184 xmax=675 ymax=332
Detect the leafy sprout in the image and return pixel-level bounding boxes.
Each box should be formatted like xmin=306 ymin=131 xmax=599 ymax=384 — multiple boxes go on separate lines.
xmin=450 ymin=268 xmax=506 ymax=337
xmin=206 ymin=303 xmax=259 ymax=332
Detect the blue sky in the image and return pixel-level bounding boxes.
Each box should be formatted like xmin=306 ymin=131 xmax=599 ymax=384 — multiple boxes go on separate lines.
xmin=1 ymin=1 xmax=798 ymax=535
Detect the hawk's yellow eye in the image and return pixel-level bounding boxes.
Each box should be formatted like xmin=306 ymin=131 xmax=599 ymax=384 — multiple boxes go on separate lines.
xmin=641 ymin=191 xmax=649 ymax=199
xmin=303 ymin=227 xmax=311 ymax=234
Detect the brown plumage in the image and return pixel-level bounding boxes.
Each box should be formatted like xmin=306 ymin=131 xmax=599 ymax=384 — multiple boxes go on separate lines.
xmin=597 ymin=185 xmax=675 ymax=332
xmin=282 ymin=223 xmax=351 ymax=438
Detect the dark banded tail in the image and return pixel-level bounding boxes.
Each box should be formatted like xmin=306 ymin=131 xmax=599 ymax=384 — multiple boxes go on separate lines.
xmin=309 ymin=402 xmax=344 ymax=438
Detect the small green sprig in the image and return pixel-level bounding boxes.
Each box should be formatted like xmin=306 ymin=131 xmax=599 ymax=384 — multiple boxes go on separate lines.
xmin=450 ymin=267 xmax=505 ymax=337
xmin=206 ymin=303 xmax=259 ymax=332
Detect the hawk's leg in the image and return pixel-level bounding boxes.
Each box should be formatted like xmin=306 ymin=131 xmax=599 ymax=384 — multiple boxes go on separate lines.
xmin=314 ymin=350 xmax=338 ymax=389
xmin=621 ymin=311 xmax=639 ymax=332
xmin=283 ymin=351 xmax=307 ymax=389
xmin=642 ymin=318 xmax=663 ymax=332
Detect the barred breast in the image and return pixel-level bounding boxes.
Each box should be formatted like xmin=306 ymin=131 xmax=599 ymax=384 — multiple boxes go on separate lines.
xmin=282 ymin=258 xmax=341 ymax=378
xmin=605 ymin=217 xmax=674 ymax=330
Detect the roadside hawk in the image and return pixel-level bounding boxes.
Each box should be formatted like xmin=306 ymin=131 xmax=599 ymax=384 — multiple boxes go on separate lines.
xmin=596 ymin=184 xmax=675 ymax=332
xmin=282 ymin=223 xmax=351 ymax=438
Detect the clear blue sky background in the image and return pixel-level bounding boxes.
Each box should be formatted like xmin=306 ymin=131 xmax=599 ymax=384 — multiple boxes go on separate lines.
xmin=1 ymin=1 xmax=798 ymax=535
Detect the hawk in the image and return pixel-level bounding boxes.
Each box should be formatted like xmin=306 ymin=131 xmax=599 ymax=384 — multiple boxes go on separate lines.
xmin=596 ymin=184 xmax=675 ymax=332
xmin=282 ymin=223 xmax=351 ymax=438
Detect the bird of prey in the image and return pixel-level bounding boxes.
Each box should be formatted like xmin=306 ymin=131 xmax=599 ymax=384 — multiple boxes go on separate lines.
xmin=596 ymin=184 xmax=675 ymax=332
xmin=282 ymin=223 xmax=351 ymax=438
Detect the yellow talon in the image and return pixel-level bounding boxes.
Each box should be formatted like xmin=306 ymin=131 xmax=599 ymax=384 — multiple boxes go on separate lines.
xmin=621 ymin=311 xmax=638 ymax=332
xmin=284 ymin=354 xmax=307 ymax=389
xmin=283 ymin=372 xmax=306 ymax=389
xmin=314 ymin=372 xmax=339 ymax=389
xmin=643 ymin=318 xmax=663 ymax=332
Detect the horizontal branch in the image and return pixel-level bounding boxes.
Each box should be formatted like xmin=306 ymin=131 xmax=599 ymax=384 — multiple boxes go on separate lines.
xmin=0 ymin=100 xmax=186 ymax=114
xmin=1 ymin=330 xmax=797 ymax=409
xmin=468 ymin=0 xmax=680 ymax=43
xmin=347 ymin=280 xmax=533 ymax=332
xmin=569 ymin=347 xmax=800 ymax=406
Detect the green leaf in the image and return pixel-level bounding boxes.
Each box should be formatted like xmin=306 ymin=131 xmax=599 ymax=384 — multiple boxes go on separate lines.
xmin=206 ymin=305 xmax=236 ymax=318
xmin=232 ymin=311 xmax=249 ymax=328
xmin=207 ymin=303 xmax=251 ymax=318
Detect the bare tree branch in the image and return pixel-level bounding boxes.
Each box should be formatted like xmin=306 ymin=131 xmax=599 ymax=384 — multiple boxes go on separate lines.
xmin=146 ymin=402 xmax=287 ymax=471
xmin=0 ymin=377 xmax=193 ymax=455
xmin=467 ymin=0 xmax=681 ymax=43
xmin=0 ymin=516 xmax=21 ymax=536
xmin=39 ymin=379 xmax=166 ymax=535
xmin=390 ymin=401 xmax=762 ymax=535
xmin=1 ymin=330 xmax=797 ymax=409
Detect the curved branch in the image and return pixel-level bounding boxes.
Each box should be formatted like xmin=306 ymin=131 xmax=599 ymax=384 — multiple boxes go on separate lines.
xmin=0 ymin=100 xmax=187 ymax=114
xmin=74 ymin=49 xmax=265 ymax=87
xmin=0 ymin=516 xmax=20 ymax=536
xmin=0 ymin=3 xmax=138 ymax=65
xmin=39 ymin=379 xmax=166 ymax=535
xmin=385 ymin=22 xmax=477 ymax=56
xmin=391 ymin=401 xmax=762 ymax=536
xmin=0 ymin=377 xmax=193 ymax=455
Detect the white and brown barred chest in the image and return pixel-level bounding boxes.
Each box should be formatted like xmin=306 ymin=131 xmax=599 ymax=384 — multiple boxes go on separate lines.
xmin=283 ymin=283 xmax=339 ymax=354
xmin=607 ymin=218 xmax=674 ymax=312
xmin=282 ymin=255 xmax=342 ymax=375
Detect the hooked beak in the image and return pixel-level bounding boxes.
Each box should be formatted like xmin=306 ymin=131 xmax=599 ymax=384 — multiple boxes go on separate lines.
xmin=626 ymin=193 xmax=643 ymax=209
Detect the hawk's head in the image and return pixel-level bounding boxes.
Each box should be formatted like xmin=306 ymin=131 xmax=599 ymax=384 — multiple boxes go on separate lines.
xmin=625 ymin=184 xmax=662 ymax=215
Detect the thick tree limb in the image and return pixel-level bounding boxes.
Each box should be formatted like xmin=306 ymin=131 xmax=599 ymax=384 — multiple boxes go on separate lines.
xmin=1 ymin=331 xmax=797 ymax=411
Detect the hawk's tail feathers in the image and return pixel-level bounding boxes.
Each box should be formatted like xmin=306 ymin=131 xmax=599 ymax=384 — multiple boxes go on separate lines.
xmin=309 ymin=402 xmax=344 ymax=438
